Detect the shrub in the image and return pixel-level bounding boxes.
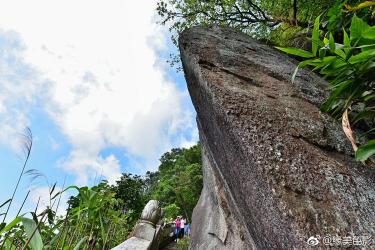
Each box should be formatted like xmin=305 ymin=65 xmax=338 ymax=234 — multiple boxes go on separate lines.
xmin=277 ymin=13 xmax=375 ymax=162
xmin=177 ymin=237 xmax=189 ymax=250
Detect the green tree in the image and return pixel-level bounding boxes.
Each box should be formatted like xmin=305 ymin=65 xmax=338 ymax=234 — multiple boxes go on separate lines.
xmin=112 ymin=173 xmax=147 ymax=224
xmin=156 ymin=0 xmax=357 ymax=45
xmin=150 ymin=144 xmax=203 ymax=221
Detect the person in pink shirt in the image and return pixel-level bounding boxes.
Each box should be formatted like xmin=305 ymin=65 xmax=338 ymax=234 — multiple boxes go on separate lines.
xmin=174 ymin=216 xmax=181 ymax=242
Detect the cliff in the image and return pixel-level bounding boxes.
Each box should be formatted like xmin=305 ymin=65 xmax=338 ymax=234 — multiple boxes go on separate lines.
xmin=179 ymin=26 xmax=375 ymax=249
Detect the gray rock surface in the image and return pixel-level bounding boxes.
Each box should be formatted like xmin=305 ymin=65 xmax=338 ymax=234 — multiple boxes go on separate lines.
xmin=112 ymin=237 xmax=150 ymax=250
xmin=133 ymin=222 xmax=157 ymax=242
xmin=111 ymin=200 xmax=162 ymax=250
xmin=141 ymin=200 xmax=162 ymax=225
xmin=190 ymin=144 xmax=255 ymax=250
xmin=179 ymin=26 xmax=375 ymax=249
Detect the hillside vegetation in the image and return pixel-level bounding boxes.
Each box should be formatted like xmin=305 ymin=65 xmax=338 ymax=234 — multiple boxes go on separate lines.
xmin=0 ymin=134 xmax=202 ymax=249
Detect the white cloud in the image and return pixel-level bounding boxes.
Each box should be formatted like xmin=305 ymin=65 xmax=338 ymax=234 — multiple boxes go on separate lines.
xmin=0 ymin=29 xmax=46 ymax=150
xmin=179 ymin=127 xmax=200 ymax=149
xmin=60 ymin=150 xmax=121 ymax=186
xmin=0 ymin=0 xmax=197 ymax=184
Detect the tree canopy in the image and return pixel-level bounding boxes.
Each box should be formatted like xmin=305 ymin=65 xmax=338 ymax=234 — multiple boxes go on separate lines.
xmin=148 ymin=144 xmax=203 ymax=222
xmin=157 ymin=0 xmax=372 ymax=48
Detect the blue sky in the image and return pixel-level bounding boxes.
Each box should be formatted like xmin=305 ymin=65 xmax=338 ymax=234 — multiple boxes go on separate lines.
xmin=0 ymin=1 xmax=197 ymax=217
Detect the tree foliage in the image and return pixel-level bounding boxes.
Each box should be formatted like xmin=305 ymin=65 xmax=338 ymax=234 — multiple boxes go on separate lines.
xmin=277 ymin=4 xmax=375 ymax=162
xmin=150 ymin=144 xmax=203 ymax=222
xmin=156 ymin=0 xmax=366 ymax=46
xmin=112 ymin=173 xmax=146 ymax=223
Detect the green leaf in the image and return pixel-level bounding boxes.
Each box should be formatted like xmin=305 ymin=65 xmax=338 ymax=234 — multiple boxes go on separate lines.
xmin=334 ymin=49 xmax=346 ymax=59
xmin=0 ymin=217 xmax=22 ymax=235
xmin=0 ymin=199 xmax=12 ymax=209
xmin=99 ymin=214 xmax=106 ymax=243
xmin=44 ymin=229 xmax=63 ymax=248
xmin=363 ymin=26 xmax=375 ymax=40
xmin=50 ymin=183 xmax=57 ymax=196
xmin=353 ymin=110 xmax=375 ymax=123
xmin=319 ymin=47 xmax=326 ymax=59
xmin=275 ymin=47 xmax=314 ymax=58
xmin=51 ymin=191 xmax=61 ymax=200
xmin=343 ymin=29 xmax=350 ymax=47
xmin=62 ymin=185 xmax=80 ymax=193
xmin=21 ymin=217 xmax=44 ymax=250
xmin=342 ymin=29 xmax=351 ymax=55
xmin=299 ymin=58 xmax=322 ymax=68
xmin=364 ymin=94 xmax=375 ymax=101
xmin=329 ymin=33 xmax=335 ymax=52
xmin=350 ymin=15 xmax=369 ymax=41
xmin=356 ymin=140 xmax=375 ymax=161
xmin=31 ymin=212 xmax=39 ymax=224
xmin=312 ymin=15 xmax=321 ymax=56
xmin=321 ymin=80 xmax=351 ymax=112
xmin=319 ymin=56 xmax=347 ymax=74
xmin=349 ymin=49 xmax=375 ymax=64
xmin=356 ymin=44 xmax=375 ymax=50
xmin=73 ymin=236 xmax=88 ymax=250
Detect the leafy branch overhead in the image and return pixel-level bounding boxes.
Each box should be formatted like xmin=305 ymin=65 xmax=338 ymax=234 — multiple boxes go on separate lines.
xmin=157 ymin=0 xmax=341 ymax=46
xmin=277 ymin=8 xmax=375 ymax=162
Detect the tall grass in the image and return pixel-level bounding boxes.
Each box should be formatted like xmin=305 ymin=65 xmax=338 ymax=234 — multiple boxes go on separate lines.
xmin=1 ymin=128 xmax=32 ymax=225
xmin=0 ymin=129 xmax=132 ymax=249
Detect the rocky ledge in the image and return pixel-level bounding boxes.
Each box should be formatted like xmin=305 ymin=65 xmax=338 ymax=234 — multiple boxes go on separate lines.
xmin=179 ymin=26 xmax=375 ymax=249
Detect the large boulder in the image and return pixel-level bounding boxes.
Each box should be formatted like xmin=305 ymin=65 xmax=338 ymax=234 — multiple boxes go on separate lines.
xmin=111 ymin=200 xmax=162 ymax=250
xmin=179 ymin=26 xmax=375 ymax=249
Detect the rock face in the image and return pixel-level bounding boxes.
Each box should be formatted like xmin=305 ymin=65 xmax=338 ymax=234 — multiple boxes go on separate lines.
xmin=112 ymin=200 xmax=162 ymax=250
xmin=179 ymin=26 xmax=375 ymax=249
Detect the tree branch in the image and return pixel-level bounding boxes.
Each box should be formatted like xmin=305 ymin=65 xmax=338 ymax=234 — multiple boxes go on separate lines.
xmin=293 ymin=0 xmax=298 ymax=25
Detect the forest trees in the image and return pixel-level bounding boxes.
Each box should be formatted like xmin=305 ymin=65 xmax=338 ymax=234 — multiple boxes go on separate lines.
xmin=112 ymin=173 xmax=146 ymax=224
xmin=67 ymin=144 xmax=203 ymax=227
xmin=68 ymin=145 xmax=202 ymax=227
xmin=148 ymin=144 xmax=203 ymax=222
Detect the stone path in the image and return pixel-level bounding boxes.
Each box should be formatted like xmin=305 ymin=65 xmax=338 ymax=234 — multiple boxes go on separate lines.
xmin=160 ymin=241 xmax=177 ymax=250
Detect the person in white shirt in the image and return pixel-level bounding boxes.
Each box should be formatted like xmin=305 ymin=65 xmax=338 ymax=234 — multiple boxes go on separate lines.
xmin=180 ymin=217 xmax=186 ymax=238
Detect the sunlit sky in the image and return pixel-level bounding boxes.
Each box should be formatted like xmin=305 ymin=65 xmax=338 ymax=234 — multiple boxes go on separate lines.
xmin=0 ymin=0 xmax=197 ymax=217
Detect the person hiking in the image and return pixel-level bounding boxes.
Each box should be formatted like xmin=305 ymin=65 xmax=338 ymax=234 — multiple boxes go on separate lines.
xmin=185 ymin=220 xmax=190 ymax=237
xmin=174 ymin=216 xmax=181 ymax=242
xmin=180 ymin=217 xmax=185 ymax=238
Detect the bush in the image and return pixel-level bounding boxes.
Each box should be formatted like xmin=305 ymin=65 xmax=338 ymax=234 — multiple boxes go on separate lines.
xmin=177 ymin=237 xmax=189 ymax=250
xmin=277 ymin=12 xmax=375 ymax=162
